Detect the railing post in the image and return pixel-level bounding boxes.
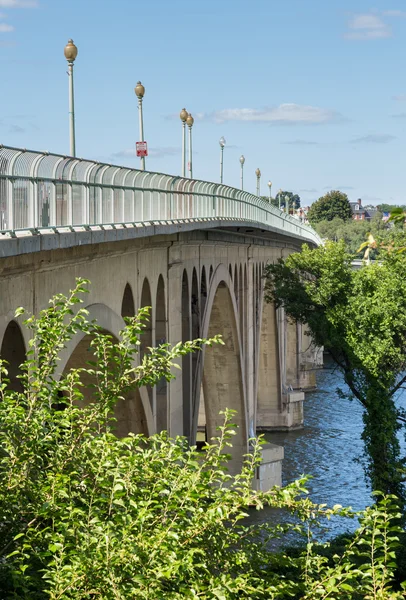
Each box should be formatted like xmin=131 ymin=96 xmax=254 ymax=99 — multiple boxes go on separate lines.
xmin=30 ymin=180 xmax=38 ymax=229
xmin=67 ymin=183 xmax=73 ymax=226
xmin=83 ymin=184 xmax=90 ymax=225
xmin=6 ymin=178 xmax=14 ymax=231
xmin=49 ymin=182 xmax=56 ymax=227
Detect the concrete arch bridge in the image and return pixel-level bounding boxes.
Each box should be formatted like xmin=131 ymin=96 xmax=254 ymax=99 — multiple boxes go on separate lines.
xmin=0 ymin=145 xmax=322 ymax=489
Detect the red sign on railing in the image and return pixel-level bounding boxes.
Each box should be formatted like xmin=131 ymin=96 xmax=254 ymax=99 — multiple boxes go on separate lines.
xmin=136 ymin=141 xmax=148 ymax=157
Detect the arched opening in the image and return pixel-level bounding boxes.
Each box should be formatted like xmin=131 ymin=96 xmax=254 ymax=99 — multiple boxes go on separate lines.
xmin=155 ymin=275 xmax=167 ymax=433
xmin=234 ymin=264 xmax=238 ymax=303
xmin=0 ymin=321 xmax=26 ymax=393
xmin=191 ymin=269 xmax=200 ymax=442
xmin=239 ymin=264 xmax=244 ymax=350
xmin=200 ymin=266 xmax=207 ymax=321
xmin=140 ymin=278 xmax=153 ymax=410
xmin=121 ymin=283 xmax=135 ymax=318
xmin=229 ymin=264 xmax=233 ymax=280
xmin=201 ymin=281 xmax=247 ymax=474
xmin=182 ymin=270 xmax=192 ymax=439
xmin=63 ymin=330 xmax=148 ymax=436
xmin=209 ymin=265 xmax=213 ymax=281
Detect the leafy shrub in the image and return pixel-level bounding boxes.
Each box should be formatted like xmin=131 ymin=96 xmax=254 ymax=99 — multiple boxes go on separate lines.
xmin=0 ymin=279 xmax=405 ymax=599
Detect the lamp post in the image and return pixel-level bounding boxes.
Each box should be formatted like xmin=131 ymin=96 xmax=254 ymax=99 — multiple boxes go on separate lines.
xmin=135 ymin=81 xmax=146 ymax=171
xmin=285 ymin=194 xmax=290 ymax=214
xmin=239 ymin=155 xmax=245 ymax=190
xmin=278 ymin=188 xmax=282 ymax=210
xmin=186 ymin=113 xmax=194 ymax=178
xmin=255 ymin=168 xmax=261 ymax=196
xmin=180 ymin=108 xmax=188 ymax=177
xmin=219 ymin=136 xmax=226 ymax=183
xmin=64 ymin=39 xmax=78 ymax=157
xmin=268 ymin=180 xmax=272 ymax=202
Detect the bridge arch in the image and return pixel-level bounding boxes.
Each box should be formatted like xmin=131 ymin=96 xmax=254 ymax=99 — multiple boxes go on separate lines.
xmin=121 ymin=282 xmax=136 ymax=318
xmin=200 ymin=265 xmax=207 ymax=320
xmin=56 ymin=302 xmax=154 ymax=436
xmin=192 ymin=263 xmax=247 ymax=474
xmin=0 ymin=320 xmax=26 ymax=393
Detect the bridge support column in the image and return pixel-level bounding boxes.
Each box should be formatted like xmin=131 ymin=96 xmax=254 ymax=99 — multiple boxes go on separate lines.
xmin=257 ymin=306 xmax=304 ymax=431
xmin=298 ymin=326 xmax=323 ymax=390
xmin=167 ymin=257 xmax=184 ymax=438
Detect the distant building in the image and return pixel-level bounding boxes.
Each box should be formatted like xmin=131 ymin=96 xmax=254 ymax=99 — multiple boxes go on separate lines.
xmin=349 ymin=198 xmax=379 ymax=221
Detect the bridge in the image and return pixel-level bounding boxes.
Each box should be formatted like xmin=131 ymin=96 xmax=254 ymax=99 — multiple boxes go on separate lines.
xmin=0 ymin=145 xmax=322 ymax=490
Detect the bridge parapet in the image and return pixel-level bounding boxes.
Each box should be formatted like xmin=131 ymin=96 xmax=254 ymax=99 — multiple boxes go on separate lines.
xmin=0 ymin=145 xmax=321 ymax=246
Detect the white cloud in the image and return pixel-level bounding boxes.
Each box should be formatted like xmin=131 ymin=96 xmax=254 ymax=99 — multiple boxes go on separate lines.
xmin=0 ymin=22 xmax=13 ymax=31
xmin=382 ymin=10 xmax=406 ymax=17
xmin=345 ymin=13 xmax=391 ymax=39
xmin=282 ymin=139 xmax=319 ymax=145
xmin=0 ymin=0 xmax=38 ymax=6
xmin=351 ymin=134 xmax=396 ymax=144
xmin=199 ymin=104 xmax=342 ymax=125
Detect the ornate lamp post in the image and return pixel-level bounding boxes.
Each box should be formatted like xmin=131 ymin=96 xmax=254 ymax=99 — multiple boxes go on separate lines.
xmin=219 ymin=136 xmax=226 ymax=183
xmin=64 ymin=39 xmax=78 ymax=157
xmin=285 ymin=194 xmax=290 ymax=214
xmin=186 ymin=113 xmax=194 ymax=178
xmin=278 ymin=188 xmax=282 ymax=210
xmin=239 ymin=155 xmax=245 ymax=190
xmin=255 ymin=168 xmax=261 ymax=196
xmin=268 ymin=180 xmax=272 ymax=202
xmin=134 ymin=81 xmax=146 ymax=171
xmin=180 ymin=108 xmax=188 ymax=177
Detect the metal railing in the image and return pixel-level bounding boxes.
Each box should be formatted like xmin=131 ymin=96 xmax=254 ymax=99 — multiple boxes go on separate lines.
xmin=0 ymin=145 xmax=321 ymax=246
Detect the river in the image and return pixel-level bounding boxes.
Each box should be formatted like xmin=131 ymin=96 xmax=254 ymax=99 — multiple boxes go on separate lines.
xmin=250 ymin=359 xmax=406 ymax=539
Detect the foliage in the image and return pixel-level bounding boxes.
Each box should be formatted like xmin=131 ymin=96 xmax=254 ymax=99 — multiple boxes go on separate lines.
xmin=0 ymin=279 xmax=405 ymax=598
xmin=264 ymin=242 xmax=406 ymax=507
xmin=307 ymin=190 xmax=353 ymax=224
xmin=313 ymin=213 xmax=387 ymax=255
xmin=273 ymin=190 xmax=301 ymax=210
xmin=377 ymin=204 xmax=406 ymax=214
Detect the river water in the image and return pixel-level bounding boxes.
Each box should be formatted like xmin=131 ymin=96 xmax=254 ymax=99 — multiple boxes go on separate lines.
xmin=250 ymin=359 xmax=406 ymax=539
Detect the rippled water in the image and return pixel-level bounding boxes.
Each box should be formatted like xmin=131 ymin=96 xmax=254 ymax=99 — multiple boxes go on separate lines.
xmin=249 ymin=359 xmax=406 ymax=538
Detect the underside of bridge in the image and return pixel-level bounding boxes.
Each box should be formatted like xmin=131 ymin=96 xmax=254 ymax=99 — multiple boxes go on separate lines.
xmin=0 ymin=225 xmax=322 ymax=490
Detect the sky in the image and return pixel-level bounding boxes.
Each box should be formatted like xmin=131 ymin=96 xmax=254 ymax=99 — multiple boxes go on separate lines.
xmin=0 ymin=0 xmax=405 ymax=206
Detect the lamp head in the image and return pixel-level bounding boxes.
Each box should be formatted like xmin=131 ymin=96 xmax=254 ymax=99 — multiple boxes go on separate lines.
xmin=135 ymin=81 xmax=145 ymax=99
xmin=239 ymin=155 xmax=245 ymax=165
xmin=64 ymin=39 xmax=78 ymax=62
xmin=180 ymin=108 xmax=188 ymax=122
xmin=219 ymin=136 xmax=226 ymax=147
xmin=268 ymin=180 xmax=272 ymax=187
xmin=255 ymin=168 xmax=261 ymax=177
xmin=186 ymin=113 xmax=194 ymax=127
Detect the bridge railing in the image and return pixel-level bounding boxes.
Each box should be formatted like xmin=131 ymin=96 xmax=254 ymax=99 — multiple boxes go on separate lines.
xmin=0 ymin=145 xmax=321 ymax=245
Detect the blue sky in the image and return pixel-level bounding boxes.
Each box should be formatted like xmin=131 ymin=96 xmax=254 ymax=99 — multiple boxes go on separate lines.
xmin=0 ymin=0 xmax=405 ymax=205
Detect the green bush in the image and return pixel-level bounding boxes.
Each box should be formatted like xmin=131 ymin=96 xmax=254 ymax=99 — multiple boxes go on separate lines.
xmin=0 ymin=279 xmax=405 ymax=599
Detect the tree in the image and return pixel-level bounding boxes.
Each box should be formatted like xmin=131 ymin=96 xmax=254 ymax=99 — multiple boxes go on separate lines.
xmin=264 ymin=242 xmax=406 ymax=509
xmin=273 ymin=190 xmax=301 ymax=211
xmin=377 ymin=204 xmax=406 ymax=213
xmin=313 ymin=213 xmax=387 ymax=255
xmin=1 ymin=280 xmax=406 ymax=598
xmin=307 ymin=190 xmax=353 ymax=224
